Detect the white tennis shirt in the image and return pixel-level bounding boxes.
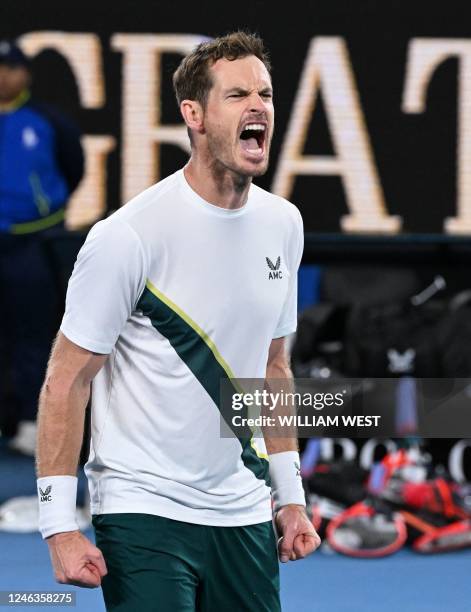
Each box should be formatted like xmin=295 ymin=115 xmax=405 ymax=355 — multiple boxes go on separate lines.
xmin=61 ymin=169 xmax=303 ymax=526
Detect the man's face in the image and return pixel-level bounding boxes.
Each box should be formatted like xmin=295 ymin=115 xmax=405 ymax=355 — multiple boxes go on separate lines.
xmin=0 ymin=64 xmax=29 ymax=103
xmin=202 ymin=55 xmax=274 ymax=178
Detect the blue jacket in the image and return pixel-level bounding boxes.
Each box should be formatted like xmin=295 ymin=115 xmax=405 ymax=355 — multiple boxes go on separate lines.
xmin=0 ymin=91 xmax=84 ymax=233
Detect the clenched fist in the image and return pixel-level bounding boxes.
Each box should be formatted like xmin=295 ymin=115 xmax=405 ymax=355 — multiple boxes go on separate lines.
xmin=47 ymin=531 xmax=107 ymax=588
xmin=275 ymin=504 xmax=321 ymax=562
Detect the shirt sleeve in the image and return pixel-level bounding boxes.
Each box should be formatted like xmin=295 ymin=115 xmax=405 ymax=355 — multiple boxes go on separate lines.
xmin=60 ymin=218 xmax=147 ymax=354
xmin=273 ymin=208 xmax=304 ymax=339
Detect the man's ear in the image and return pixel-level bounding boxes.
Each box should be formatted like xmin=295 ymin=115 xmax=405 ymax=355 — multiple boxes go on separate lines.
xmin=180 ymin=99 xmax=204 ymax=135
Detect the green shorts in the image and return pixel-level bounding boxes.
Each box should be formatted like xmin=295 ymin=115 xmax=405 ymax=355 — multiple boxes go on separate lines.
xmin=92 ymin=513 xmax=281 ymax=612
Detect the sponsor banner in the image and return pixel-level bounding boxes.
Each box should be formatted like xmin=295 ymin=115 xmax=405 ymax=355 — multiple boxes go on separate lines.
xmin=4 ymin=1 xmax=471 ymax=233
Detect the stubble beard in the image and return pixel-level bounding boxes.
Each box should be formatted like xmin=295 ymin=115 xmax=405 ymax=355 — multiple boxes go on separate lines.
xmin=206 ymin=128 xmax=270 ymax=191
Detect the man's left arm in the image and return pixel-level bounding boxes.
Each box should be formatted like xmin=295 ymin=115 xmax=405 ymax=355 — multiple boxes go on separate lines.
xmin=264 ymin=336 xmax=321 ymax=562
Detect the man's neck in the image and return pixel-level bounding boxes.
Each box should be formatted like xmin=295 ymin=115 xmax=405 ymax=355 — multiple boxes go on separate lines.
xmin=0 ymin=89 xmax=30 ymax=112
xmin=184 ymin=156 xmax=252 ymax=210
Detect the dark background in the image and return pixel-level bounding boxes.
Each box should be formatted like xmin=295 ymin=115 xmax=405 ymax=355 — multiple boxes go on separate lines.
xmin=1 ymin=0 xmax=467 ymax=235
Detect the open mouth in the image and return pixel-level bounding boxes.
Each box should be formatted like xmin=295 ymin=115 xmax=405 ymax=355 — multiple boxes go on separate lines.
xmin=239 ymin=123 xmax=266 ymax=157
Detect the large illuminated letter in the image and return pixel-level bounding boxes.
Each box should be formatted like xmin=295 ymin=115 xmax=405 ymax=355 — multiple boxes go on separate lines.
xmin=19 ymin=32 xmax=104 ymax=108
xmin=19 ymin=32 xmax=114 ymax=227
xmin=403 ymin=39 xmax=471 ymax=234
xmin=66 ymin=136 xmax=115 ymax=228
xmin=112 ymin=34 xmax=207 ymax=201
xmin=272 ymin=37 xmax=400 ymax=233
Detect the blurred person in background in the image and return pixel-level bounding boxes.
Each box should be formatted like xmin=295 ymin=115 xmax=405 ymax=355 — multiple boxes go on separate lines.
xmin=0 ymin=40 xmax=84 ymax=455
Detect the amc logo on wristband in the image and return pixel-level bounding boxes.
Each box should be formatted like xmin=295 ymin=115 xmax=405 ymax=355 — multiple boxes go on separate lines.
xmin=39 ymin=485 xmax=52 ymax=502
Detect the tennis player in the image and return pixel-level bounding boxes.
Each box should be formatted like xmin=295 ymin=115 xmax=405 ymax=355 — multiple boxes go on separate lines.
xmin=36 ymin=31 xmax=320 ymax=611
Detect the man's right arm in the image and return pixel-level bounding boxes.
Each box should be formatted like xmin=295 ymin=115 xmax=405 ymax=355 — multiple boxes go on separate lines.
xmin=38 ymin=216 xmax=147 ymax=587
xmin=37 ymin=331 xmax=108 ymax=588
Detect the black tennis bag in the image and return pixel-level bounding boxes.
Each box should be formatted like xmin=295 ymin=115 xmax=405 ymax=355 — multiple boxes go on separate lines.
xmin=344 ymin=282 xmax=471 ymax=378
xmin=344 ymin=300 xmax=444 ymax=377
xmin=294 ymin=290 xmax=471 ymax=379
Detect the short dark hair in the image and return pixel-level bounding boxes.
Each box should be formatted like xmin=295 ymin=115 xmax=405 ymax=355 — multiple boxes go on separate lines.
xmin=173 ymin=31 xmax=271 ymax=109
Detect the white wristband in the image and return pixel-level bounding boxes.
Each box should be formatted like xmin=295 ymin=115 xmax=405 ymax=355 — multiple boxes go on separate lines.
xmin=269 ymin=451 xmax=306 ymax=513
xmin=37 ymin=475 xmax=79 ymax=539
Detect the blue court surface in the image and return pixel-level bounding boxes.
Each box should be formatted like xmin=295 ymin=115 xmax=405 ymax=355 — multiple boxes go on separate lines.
xmin=1 ymin=442 xmax=471 ymax=611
